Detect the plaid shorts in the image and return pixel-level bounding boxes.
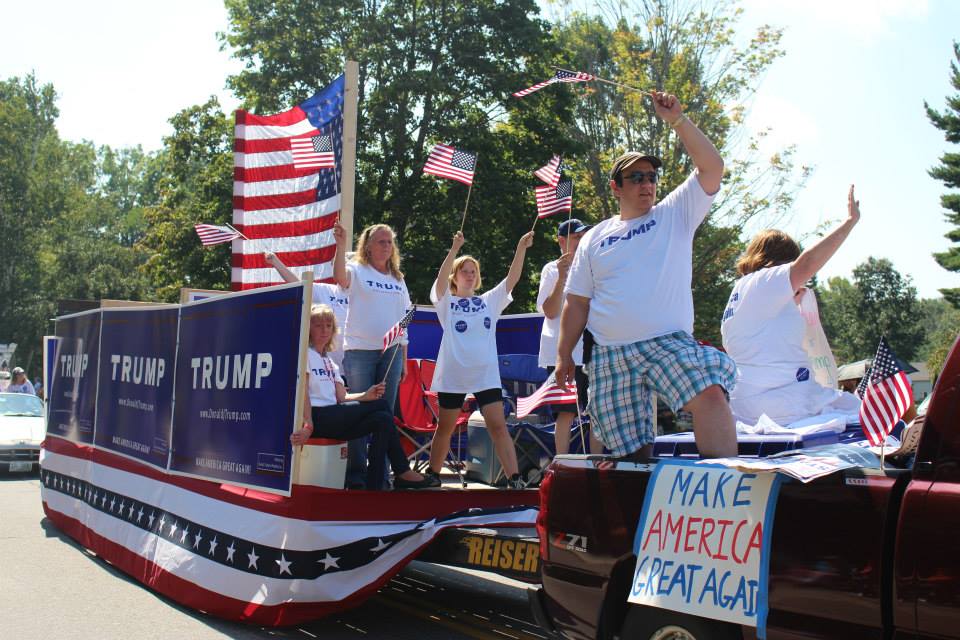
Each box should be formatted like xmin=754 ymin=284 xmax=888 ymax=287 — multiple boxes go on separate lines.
xmin=586 ymin=331 xmax=735 ymax=456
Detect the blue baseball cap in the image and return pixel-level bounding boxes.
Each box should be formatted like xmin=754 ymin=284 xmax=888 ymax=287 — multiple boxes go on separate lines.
xmin=558 ymin=219 xmax=584 ymax=237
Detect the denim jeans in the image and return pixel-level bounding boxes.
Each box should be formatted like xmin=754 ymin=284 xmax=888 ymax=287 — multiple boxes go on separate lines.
xmin=342 ymin=345 xmax=404 ymax=488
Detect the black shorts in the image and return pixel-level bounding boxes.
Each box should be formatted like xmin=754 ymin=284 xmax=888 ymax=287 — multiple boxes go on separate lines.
xmin=545 ymin=365 xmax=589 ymax=414
xmin=437 ymin=388 xmax=503 ymax=410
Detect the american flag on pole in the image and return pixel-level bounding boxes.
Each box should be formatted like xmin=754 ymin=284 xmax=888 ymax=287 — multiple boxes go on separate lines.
xmin=516 ymin=378 xmax=578 ymax=419
xmin=290 ymin=134 xmax=335 ymax=170
xmin=233 ymin=75 xmax=345 ymax=289
xmin=512 ymin=70 xmax=595 ymax=98
xmin=535 ymin=179 xmax=573 ymax=218
xmin=423 ymin=144 xmax=477 ymax=186
xmin=195 ymin=223 xmax=241 ymax=246
xmin=857 ymin=337 xmax=913 ymax=446
xmin=534 ymin=155 xmax=562 ymax=187
xmin=382 ymin=306 xmax=417 ymax=352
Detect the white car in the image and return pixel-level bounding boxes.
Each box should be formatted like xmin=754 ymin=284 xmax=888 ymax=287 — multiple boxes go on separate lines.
xmin=0 ymin=392 xmax=44 ymax=473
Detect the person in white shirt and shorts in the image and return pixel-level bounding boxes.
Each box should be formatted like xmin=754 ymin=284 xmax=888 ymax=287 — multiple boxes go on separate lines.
xmin=556 ymin=91 xmax=737 ymax=460
xmin=537 ymin=218 xmax=602 ymax=456
xmin=425 ymin=229 xmax=534 ymax=489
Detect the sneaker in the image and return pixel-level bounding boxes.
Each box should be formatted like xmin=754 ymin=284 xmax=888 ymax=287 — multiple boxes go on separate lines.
xmin=423 ymin=469 xmax=442 ymax=488
xmin=506 ymin=474 xmax=526 ymax=490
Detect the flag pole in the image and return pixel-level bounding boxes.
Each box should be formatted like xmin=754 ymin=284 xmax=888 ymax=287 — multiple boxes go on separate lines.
xmin=224 ymin=223 xmax=250 ymax=241
xmin=530 ymin=213 xmax=540 ymax=233
xmin=552 ymin=66 xmax=654 ymax=97
xmin=575 ymin=385 xmax=587 ymax=454
xmin=459 ymin=154 xmax=478 ymax=233
xmin=340 ymin=60 xmax=360 ymax=250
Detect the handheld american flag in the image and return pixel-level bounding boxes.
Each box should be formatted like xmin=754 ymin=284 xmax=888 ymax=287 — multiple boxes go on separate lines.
xmin=534 ymin=155 xmax=562 ymax=187
xmin=195 ymin=223 xmax=241 ymax=246
xmin=382 ymin=306 xmax=417 ymax=352
xmin=535 ymin=179 xmax=573 ymax=218
xmin=858 ymin=337 xmax=913 ymax=446
xmin=516 ymin=378 xmax=578 ymax=419
xmin=423 ymin=144 xmax=477 ymax=186
xmin=233 ymin=75 xmax=345 ymax=289
xmin=512 ymin=70 xmax=595 ymax=98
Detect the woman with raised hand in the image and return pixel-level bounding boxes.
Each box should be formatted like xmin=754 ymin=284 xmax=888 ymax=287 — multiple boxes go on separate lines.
xmin=721 ymin=185 xmax=862 ymax=425
xmin=425 ymin=230 xmax=535 ymax=489
xmin=333 ymin=222 xmax=413 ymax=488
xmin=290 ymin=304 xmax=433 ymax=490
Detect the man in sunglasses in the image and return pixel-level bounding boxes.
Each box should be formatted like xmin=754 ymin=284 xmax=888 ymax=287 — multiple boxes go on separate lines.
xmin=555 ymin=91 xmax=737 ymax=461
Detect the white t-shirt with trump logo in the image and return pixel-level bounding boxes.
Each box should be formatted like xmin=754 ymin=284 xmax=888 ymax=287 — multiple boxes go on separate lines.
xmin=307 ymin=348 xmax=343 ymax=408
xmin=430 ymin=279 xmax=512 ymax=393
xmin=343 ymin=262 xmax=412 ymax=351
xmin=565 ymin=172 xmax=715 ymax=346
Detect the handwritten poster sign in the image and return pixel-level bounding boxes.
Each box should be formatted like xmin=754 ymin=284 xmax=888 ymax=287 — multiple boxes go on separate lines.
xmin=629 ymin=459 xmax=781 ymax=638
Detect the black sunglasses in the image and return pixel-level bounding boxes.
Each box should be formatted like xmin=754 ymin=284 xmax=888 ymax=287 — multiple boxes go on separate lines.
xmin=623 ymin=171 xmax=659 ymax=185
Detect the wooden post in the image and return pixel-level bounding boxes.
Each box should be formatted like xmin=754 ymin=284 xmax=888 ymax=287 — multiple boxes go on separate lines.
xmin=292 ymin=272 xmax=314 ymax=486
xmin=340 ymin=60 xmax=360 ymax=251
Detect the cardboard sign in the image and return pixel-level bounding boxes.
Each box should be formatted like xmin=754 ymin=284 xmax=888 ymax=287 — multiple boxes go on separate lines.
xmin=629 ymin=460 xmax=781 ymax=638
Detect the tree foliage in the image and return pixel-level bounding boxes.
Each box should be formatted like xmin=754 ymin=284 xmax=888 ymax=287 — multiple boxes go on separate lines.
xmin=818 ymin=257 xmax=924 ymax=363
xmin=926 ymin=41 xmax=960 ymax=307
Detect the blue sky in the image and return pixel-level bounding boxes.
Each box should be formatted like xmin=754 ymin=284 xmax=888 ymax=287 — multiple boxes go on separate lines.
xmin=2 ymin=0 xmax=958 ymax=299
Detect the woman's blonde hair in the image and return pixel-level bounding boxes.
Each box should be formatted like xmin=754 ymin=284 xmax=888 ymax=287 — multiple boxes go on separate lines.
xmin=448 ymin=255 xmax=482 ymax=296
xmin=309 ymin=304 xmax=338 ymax=354
xmin=355 ymin=224 xmax=404 ymax=280
xmin=736 ymin=229 xmax=801 ymax=276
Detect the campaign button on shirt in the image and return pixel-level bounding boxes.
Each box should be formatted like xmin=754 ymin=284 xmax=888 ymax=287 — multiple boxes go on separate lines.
xmin=455 ymin=320 xmax=468 ymax=333
xmin=483 ymin=317 xmax=491 ymax=329
xmin=796 ymin=367 xmax=810 ymax=382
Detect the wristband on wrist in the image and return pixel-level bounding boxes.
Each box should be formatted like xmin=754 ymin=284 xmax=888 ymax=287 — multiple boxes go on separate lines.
xmin=668 ymin=114 xmax=687 ymax=128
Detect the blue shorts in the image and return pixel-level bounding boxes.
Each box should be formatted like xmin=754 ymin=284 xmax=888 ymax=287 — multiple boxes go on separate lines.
xmin=586 ymin=331 xmax=735 ymax=456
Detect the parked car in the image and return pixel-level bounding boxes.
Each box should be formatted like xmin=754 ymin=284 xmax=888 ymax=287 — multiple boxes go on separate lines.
xmin=0 ymin=392 xmax=44 ymax=473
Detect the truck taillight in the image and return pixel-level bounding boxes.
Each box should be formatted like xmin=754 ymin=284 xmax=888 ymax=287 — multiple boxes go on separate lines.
xmin=536 ymin=468 xmax=554 ymax=561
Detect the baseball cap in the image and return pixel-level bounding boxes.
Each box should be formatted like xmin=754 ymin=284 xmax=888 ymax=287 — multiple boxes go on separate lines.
xmin=12 ymin=366 xmax=24 ymax=375
xmin=609 ymin=151 xmax=663 ymax=182
xmin=557 ymin=219 xmax=584 ymax=237
xmin=574 ymin=222 xmax=593 ymax=233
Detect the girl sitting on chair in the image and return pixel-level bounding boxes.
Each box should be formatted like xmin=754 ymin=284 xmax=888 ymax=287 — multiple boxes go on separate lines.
xmin=425 ymin=230 xmax=534 ymax=489
xmin=290 ymin=304 xmax=433 ymax=490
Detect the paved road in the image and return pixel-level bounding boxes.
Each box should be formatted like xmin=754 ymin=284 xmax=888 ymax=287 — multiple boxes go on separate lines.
xmin=0 ymin=473 xmax=548 ymax=640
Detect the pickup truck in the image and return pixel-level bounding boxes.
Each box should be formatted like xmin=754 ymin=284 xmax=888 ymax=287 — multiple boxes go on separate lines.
xmin=530 ymin=337 xmax=959 ymax=640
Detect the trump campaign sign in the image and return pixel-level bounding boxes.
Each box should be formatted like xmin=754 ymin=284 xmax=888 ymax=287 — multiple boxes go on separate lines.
xmin=169 ymin=283 xmax=308 ymax=495
xmin=629 ymin=460 xmax=782 ymax=638
xmin=94 ymin=307 xmax=179 ymax=469
xmin=47 ymin=310 xmax=101 ymax=445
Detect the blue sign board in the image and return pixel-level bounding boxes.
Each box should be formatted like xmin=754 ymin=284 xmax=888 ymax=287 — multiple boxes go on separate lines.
xmin=169 ymin=284 xmax=306 ymax=494
xmin=48 ymin=311 xmax=101 ymax=445
xmin=95 ymin=307 xmax=179 ymax=468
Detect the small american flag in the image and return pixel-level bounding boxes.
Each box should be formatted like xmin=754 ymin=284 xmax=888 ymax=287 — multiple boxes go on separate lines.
xmin=423 ymin=144 xmax=477 ymax=186
xmin=517 ymin=378 xmax=578 ymax=419
xmin=512 ymin=70 xmax=595 ymax=98
xmin=194 ymin=223 xmax=241 ymax=246
xmin=534 ymin=155 xmax=562 ymax=187
xmin=290 ymin=133 xmax=335 ymax=169
xmin=858 ymin=337 xmax=913 ymax=446
xmin=535 ymin=179 xmax=573 ymax=218
xmin=382 ymin=306 xmax=417 ymax=352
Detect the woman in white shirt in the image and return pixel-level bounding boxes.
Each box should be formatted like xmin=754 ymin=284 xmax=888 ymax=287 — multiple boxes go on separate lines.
xmin=290 ymin=304 xmax=432 ymax=490
xmin=721 ymin=186 xmax=861 ymax=424
xmin=425 ymin=230 xmax=534 ymax=489
xmin=332 ymin=222 xmax=413 ymax=488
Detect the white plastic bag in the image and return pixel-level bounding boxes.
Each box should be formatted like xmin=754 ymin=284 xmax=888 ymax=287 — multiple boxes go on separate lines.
xmin=798 ymin=289 xmax=839 ymax=389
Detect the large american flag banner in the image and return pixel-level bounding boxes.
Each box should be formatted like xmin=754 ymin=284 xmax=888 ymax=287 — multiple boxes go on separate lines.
xmin=41 ymin=437 xmax=537 ymax=626
xmin=858 ymin=337 xmax=913 ymax=446
xmin=423 ymin=144 xmax=477 ymax=186
xmin=233 ymin=76 xmax=345 ymax=289
xmin=512 ymin=70 xmax=595 ymax=98
xmin=517 ymin=378 xmax=578 ymax=419
xmin=535 ymin=179 xmax=573 ymax=218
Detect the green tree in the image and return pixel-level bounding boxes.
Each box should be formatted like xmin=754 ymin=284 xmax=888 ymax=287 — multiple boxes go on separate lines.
xmin=139 ymin=98 xmax=235 ymax=300
xmin=916 ymin=297 xmax=960 ymax=360
xmin=819 ymin=257 xmax=924 ymax=363
xmin=926 ymin=41 xmax=960 ymax=307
